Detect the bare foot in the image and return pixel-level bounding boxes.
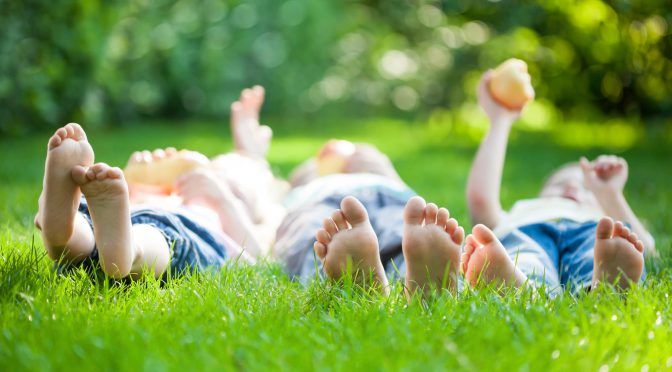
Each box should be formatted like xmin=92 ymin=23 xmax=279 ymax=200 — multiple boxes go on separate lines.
xmin=402 ymin=196 xmax=464 ymax=298
xmin=72 ymin=163 xmax=134 ymax=278
xmin=592 ymin=217 xmax=644 ymax=290
xmin=36 ymin=123 xmax=94 ymax=257
xmin=230 ymin=85 xmax=272 ymax=158
xmin=124 ymin=148 xmax=209 ymax=190
xmin=314 ymin=196 xmax=389 ymax=293
xmin=461 ymin=224 xmax=527 ymax=289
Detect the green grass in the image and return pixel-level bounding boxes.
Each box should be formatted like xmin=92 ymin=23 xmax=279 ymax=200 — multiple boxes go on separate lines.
xmin=1 ymin=118 xmax=671 ymax=371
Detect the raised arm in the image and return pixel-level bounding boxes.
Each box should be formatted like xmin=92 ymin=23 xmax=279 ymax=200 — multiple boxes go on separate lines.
xmin=580 ymin=155 xmax=657 ymax=256
xmin=466 ymin=71 xmax=523 ymax=228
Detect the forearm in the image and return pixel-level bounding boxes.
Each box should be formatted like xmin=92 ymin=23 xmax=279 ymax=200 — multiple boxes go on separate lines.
xmin=597 ymin=191 xmax=656 ymax=254
xmin=466 ymin=119 xmax=514 ymax=227
xmin=212 ymin=196 xmax=264 ymax=257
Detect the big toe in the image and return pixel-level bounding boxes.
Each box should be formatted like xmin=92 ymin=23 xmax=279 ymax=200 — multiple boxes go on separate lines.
xmin=596 ymin=217 xmax=614 ymax=240
xmin=340 ymin=196 xmax=369 ymax=226
xmin=403 ymin=196 xmax=426 ymax=226
xmin=66 ymin=123 xmax=87 ymax=140
xmin=71 ymin=165 xmax=89 ymax=185
xmin=472 ymin=224 xmax=497 ymax=245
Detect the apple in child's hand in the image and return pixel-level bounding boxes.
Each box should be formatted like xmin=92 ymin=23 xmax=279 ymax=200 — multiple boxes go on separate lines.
xmin=489 ymin=58 xmax=535 ymax=110
xmin=316 ymin=140 xmax=356 ymax=176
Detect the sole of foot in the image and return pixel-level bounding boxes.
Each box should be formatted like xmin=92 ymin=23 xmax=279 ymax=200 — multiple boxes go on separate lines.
xmin=72 ymin=163 xmax=134 ymax=278
xmin=402 ymin=196 xmax=463 ymax=298
xmin=37 ymin=123 xmax=94 ymax=257
xmin=314 ymin=196 xmax=389 ymax=294
xmin=230 ymin=85 xmax=272 ymax=158
xmin=592 ymin=217 xmax=644 ymax=290
xmin=461 ymin=224 xmax=527 ymax=289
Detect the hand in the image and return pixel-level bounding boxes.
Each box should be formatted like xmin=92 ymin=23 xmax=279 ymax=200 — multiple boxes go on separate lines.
xmin=175 ymin=169 xmax=230 ymax=207
xmin=477 ymin=70 xmax=523 ymax=125
xmin=580 ymin=155 xmax=628 ymax=196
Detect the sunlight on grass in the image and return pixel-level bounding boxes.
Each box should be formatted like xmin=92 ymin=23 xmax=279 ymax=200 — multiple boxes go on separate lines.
xmin=0 ymin=117 xmax=670 ymax=370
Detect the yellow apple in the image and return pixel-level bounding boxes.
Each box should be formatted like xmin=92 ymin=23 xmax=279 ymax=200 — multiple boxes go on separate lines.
xmin=316 ymin=140 xmax=356 ymax=176
xmin=489 ymin=58 xmax=535 ymax=110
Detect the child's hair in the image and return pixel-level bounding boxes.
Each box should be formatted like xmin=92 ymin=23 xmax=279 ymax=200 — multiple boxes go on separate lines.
xmin=540 ymin=161 xmax=581 ymax=192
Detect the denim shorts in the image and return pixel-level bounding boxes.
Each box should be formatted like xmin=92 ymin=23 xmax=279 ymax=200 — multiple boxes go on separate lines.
xmin=58 ymin=198 xmax=231 ymax=276
xmin=500 ymin=220 xmax=645 ymax=295
xmin=274 ymin=185 xmax=416 ymax=282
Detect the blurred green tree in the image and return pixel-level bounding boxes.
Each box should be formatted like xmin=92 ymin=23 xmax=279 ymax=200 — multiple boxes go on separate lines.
xmin=1 ymin=0 xmax=670 ymax=136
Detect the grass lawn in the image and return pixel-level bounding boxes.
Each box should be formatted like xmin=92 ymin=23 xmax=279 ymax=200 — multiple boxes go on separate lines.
xmin=1 ymin=118 xmax=671 ymax=371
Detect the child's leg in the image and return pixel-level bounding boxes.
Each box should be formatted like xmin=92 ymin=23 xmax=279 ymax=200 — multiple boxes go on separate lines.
xmin=35 ymin=123 xmax=96 ymax=262
xmin=71 ymin=163 xmax=170 ymax=279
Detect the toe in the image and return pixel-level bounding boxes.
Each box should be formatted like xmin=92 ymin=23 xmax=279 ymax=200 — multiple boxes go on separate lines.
xmin=472 ymin=224 xmax=497 ymax=245
xmin=635 ymin=240 xmax=645 ymax=253
xmin=461 ymin=252 xmax=471 ymax=273
xmin=464 ymin=234 xmax=479 ymax=254
xmin=437 ymin=208 xmax=449 ymax=227
xmin=316 ymin=229 xmax=331 ymax=245
xmin=621 ymin=225 xmax=632 ymax=237
xmin=56 ymin=127 xmax=68 ymax=139
xmin=91 ymin=163 xmax=109 ymax=180
xmin=323 ymin=218 xmax=338 ymax=236
xmin=452 ymin=226 xmax=465 ymax=245
xmin=425 ymin=203 xmax=438 ymax=224
xmin=613 ymin=220 xmax=624 ymax=237
xmin=48 ymin=134 xmax=62 ymax=150
xmin=130 ymin=152 xmax=142 ymax=164
xmin=69 ymin=123 xmax=86 ymax=140
xmin=108 ymin=167 xmax=124 ymax=179
xmin=141 ymin=151 xmax=152 ymax=163
xmin=464 ymin=237 xmax=476 ymax=254
xmin=340 ymin=196 xmax=370 ymax=227
xmin=445 ymin=218 xmax=458 ymax=235
xmin=71 ymin=165 xmax=89 ymax=185
xmin=403 ymin=196 xmax=426 ymax=226
xmin=331 ymin=210 xmax=348 ymax=230
xmin=314 ymin=241 xmax=327 ymax=259
xmin=152 ymin=149 xmax=166 ymax=160
xmin=64 ymin=123 xmax=75 ymax=137
xmin=596 ymin=217 xmax=614 ymax=240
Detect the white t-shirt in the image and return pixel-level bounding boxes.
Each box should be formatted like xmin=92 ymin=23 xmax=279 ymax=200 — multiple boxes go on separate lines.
xmin=493 ymin=197 xmax=603 ymax=238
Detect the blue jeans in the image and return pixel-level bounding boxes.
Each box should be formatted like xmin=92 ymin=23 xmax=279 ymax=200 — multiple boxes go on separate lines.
xmin=500 ymin=220 xmax=645 ymax=295
xmin=274 ymin=185 xmax=416 ymax=282
xmin=57 ymin=198 xmax=232 ymax=276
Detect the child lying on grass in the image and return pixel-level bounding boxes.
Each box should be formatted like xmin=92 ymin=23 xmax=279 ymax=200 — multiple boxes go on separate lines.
xmin=461 ymin=70 xmax=655 ymax=294
xmin=274 ymin=146 xmax=466 ymax=298
xmin=35 ymin=84 xmax=467 ymax=299
xmin=34 ymin=87 xmax=286 ymax=278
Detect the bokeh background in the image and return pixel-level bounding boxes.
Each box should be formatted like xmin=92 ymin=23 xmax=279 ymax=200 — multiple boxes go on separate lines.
xmin=2 ymin=0 xmax=671 ymax=138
